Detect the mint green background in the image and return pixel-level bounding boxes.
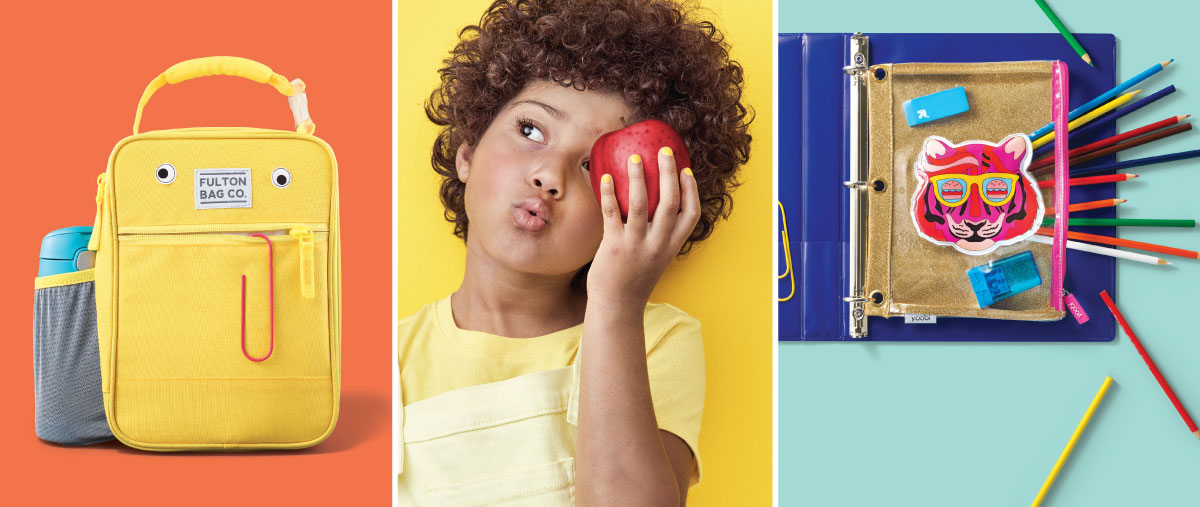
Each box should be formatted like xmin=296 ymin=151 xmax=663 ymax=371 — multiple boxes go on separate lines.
xmin=778 ymin=0 xmax=1200 ymax=505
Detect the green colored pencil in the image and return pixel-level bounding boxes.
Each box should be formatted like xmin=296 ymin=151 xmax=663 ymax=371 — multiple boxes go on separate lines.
xmin=1034 ymin=0 xmax=1092 ymax=66
xmin=1041 ymin=217 xmax=1196 ymax=228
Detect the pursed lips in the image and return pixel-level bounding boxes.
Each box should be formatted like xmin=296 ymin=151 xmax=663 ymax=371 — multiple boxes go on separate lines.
xmin=512 ymin=197 xmax=551 ymax=232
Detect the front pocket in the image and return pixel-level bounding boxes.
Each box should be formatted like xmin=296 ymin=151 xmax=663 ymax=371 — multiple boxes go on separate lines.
xmin=33 ymin=270 xmax=113 ymax=445
xmin=112 ymin=229 xmax=334 ymax=445
xmin=425 ymin=458 xmax=576 ymax=507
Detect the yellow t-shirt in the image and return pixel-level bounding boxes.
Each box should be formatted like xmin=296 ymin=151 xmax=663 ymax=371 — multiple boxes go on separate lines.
xmin=397 ymin=295 xmax=705 ymax=483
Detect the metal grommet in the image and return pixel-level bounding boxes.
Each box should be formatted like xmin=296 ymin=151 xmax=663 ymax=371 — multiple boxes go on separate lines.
xmin=870 ymin=178 xmax=887 ymax=193
xmin=155 ymin=164 xmax=176 ymax=184
xmin=271 ymin=167 xmax=292 ymax=188
xmin=869 ymin=290 xmax=885 ymax=306
xmin=873 ymin=67 xmax=887 ymax=81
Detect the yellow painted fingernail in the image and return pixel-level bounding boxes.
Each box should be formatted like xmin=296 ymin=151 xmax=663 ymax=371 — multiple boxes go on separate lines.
xmin=629 ymin=153 xmax=642 ymax=164
xmin=683 ymin=168 xmax=693 ymax=177
xmin=601 ymin=174 xmax=613 ymax=184
xmin=661 ymin=146 xmax=673 ymax=157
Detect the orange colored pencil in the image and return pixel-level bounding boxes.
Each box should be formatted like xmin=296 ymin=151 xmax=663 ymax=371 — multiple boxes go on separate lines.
xmin=1037 ymin=173 xmax=1138 ymax=188
xmin=1036 ymin=227 xmax=1200 ymax=260
xmin=1045 ymin=198 xmax=1127 ymax=215
xmin=1030 ymin=115 xmax=1189 ymax=170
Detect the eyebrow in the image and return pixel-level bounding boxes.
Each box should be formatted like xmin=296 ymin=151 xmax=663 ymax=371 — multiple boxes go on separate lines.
xmin=507 ymin=99 xmax=567 ymax=121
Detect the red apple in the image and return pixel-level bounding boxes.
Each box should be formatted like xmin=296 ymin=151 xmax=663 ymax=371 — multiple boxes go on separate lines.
xmin=590 ymin=119 xmax=691 ymax=220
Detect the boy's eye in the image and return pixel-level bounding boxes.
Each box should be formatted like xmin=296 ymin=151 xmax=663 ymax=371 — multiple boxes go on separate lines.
xmin=520 ymin=122 xmax=545 ymax=143
xmin=581 ymin=160 xmax=590 ymax=172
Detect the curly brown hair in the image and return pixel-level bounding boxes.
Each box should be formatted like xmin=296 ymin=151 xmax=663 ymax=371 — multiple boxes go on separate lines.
xmin=426 ymin=0 xmax=752 ymax=254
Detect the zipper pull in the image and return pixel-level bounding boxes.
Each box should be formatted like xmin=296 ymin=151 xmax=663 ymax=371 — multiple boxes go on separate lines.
xmin=290 ymin=226 xmax=315 ymax=298
xmin=88 ymin=173 xmax=106 ymax=251
xmin=1063 ymin=288 xmax=1089 ymax=325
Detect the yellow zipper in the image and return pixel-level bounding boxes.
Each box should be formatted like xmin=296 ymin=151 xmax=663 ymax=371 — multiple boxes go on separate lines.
xmin=88 ymin=173 xmax=106 ymax=252
xmin=290 ymin=226 xmax=315 ymax=298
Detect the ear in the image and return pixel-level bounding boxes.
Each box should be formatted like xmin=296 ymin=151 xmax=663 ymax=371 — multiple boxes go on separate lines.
xmin=455 ymin=143 xmax=474 ymax=183
xmin=923 ymin=137 xmax=951 ymax=159
xmin=999 ymin=134 xmax=1029 ymax=160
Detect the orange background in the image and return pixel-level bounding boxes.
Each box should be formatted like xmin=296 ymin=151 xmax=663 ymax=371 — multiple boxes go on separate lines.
xmin=0 ymin=1 xmax=392 ymax=504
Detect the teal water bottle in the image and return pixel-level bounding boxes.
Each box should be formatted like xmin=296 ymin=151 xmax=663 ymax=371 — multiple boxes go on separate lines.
xmin=38 ymin=227 xmax=93 ymax=277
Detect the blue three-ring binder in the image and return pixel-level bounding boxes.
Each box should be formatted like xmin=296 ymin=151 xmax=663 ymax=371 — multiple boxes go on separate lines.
xmin=778 ymin=33 xmax=1119 ymax=341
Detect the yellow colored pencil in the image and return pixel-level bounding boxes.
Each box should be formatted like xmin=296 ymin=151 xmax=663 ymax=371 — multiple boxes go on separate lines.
xmin=1032 ymin=91 xmax=1142 ymax=149
xmin=1031 ymin=376 xmax=1114 ymax=507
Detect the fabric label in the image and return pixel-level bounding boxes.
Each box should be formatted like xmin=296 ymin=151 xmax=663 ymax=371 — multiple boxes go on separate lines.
xmin=904 ymin=314 xmax=938 ymax=324
xmin=195 ymin=169 xmax=252 ymax=209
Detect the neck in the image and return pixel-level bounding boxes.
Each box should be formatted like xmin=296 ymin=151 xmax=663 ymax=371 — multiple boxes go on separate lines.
xmin=451 ymin=239 xmax=588 ymax=338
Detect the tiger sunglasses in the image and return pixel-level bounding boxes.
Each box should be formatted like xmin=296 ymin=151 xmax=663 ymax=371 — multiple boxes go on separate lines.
xmin=929 ymin=173 xmax=1020 ymax=208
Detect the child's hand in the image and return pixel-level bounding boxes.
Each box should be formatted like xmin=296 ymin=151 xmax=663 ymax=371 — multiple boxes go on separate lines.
xmin=587 ymin=147 xmax=700 ymax=308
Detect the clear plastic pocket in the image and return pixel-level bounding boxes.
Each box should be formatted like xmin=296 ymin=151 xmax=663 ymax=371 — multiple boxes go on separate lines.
xmin=33 ymin=269 xmax=113 ymax=445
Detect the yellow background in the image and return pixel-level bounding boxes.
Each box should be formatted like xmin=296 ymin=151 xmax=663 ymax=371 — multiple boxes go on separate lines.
xmin=397 ymin=1 xmax=772 ymax=504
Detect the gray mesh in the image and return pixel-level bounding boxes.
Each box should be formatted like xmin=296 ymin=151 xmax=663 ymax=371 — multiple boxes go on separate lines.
xmin=33 ymin=279 xmax=113 ymax=445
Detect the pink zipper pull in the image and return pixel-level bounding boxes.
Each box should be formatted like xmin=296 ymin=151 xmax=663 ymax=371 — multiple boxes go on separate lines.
xmin=1063 ymin=289 xmax=1089 ymax=325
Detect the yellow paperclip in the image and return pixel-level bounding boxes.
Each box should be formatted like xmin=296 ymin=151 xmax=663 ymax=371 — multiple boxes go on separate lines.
xmin=778 ymin=201 xmax=795 ymax=302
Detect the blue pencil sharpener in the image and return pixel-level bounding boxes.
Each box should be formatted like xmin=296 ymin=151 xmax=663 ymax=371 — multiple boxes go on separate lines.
xmin=967 ymin=251 xmax=1042 ymax=307
xmin=39 ymin=226 xmax=94 ymax=277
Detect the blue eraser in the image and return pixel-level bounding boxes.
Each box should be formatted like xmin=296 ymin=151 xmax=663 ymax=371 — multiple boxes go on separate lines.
xmin=967 ymin=251 xmax=1041 ymax=308
xmin=903 ymin=86 xmax=969 ymax=126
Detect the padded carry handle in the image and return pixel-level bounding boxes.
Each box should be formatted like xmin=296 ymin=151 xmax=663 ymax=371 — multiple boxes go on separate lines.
xmin=132 ymin=56 xmax=312 ymax=134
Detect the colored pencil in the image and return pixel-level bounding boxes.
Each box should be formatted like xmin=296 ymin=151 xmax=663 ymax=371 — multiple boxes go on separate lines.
xmin=1030 ymin=376 xmax=1113 ymax=507
xmin=1037 ymin=173 xmax=1138 ymax=188
xmin=1031 ymin=116 xmax=1190 ymax=171
xmin=1031 ymin=90 xmax=1142 ymax=149
xmin=1034 ymin=123 xmax=1194 ymax=175
xmin=1045 ymin=198 xmax=1126 ymax=215
xmin=1100 ymin=291 xmax=1200 ymax=440
xmin=1036 ymin=227 xmax=1200 ymax=259
xmin=1034 ymin=0 xmax=1091 ymax=67
xmin=1027 ymin=234 xmax=1169 ymax=264
xmin=1031 ymin=60 xmax=1173 ymax=140
xmin=1070 ymin=148 xmax=1200 ymax=177
xmin=1033 ymin=86 xmax=1178 ymax=159
xmin=1041 ymin=217 xmax=1196 ymax=228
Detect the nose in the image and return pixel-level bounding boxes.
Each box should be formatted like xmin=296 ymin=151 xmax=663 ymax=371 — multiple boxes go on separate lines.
xmin=528 ymin=156 xmax=569 ymax=199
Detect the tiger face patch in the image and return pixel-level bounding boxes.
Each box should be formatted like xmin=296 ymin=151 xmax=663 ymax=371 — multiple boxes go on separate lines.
xmin=910 ymin=134 xmax=1044 ymax=255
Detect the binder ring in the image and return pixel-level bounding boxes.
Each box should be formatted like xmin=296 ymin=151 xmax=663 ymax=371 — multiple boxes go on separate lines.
xmin=842 ymin=296 xmax=869 ymax=303
xmin=844 ymin=180 xmax=868 ymax=189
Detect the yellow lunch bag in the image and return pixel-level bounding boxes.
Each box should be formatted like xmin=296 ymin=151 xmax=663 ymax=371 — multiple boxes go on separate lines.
xmin=88 ymin=56 xmax=341 ymax=451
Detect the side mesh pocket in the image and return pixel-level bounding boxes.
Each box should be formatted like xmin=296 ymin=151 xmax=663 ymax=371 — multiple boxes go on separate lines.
xmin=33 ymin=270 xmax=112 ymax=445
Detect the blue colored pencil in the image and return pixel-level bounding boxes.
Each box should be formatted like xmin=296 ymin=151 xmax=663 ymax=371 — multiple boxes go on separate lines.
xmin=1033 ymin=85 xmax=1177 ymax=159
xmin=1070 ymin=148 xmax=1200 ymax=177
xmin=1031 ymin=60 xmax=1173 ymax=140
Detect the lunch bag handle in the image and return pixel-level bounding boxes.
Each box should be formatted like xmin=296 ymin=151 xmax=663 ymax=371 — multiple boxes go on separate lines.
xmin=132 ymin=56 xmax=314 ymax=135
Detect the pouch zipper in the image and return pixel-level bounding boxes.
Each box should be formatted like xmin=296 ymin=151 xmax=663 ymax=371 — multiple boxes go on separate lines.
xmin=118 ymin=225 xmax=324 ymax=298
xmin=290 ymin=226 xmax=316 ymax=298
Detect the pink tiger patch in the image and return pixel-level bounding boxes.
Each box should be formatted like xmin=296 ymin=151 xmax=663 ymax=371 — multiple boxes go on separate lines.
xmin=909 ymin=134 xmax=1044 ymax=255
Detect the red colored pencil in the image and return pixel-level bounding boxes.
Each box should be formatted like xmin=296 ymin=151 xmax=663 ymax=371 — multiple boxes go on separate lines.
xmin=1099 ymin=291 xmax=1200 ymax=440
xmin=1045 ymin=198 xmax=1127 ymax=215
xmin=1037 ymin=173 xmax=1138 ymax=188
xmin=1035 ymin=227 xmax=1200 ymax=259
xmin=1033 ymin=123 xmax=1193 ymax=174
xmin=1030 ymin=115 xmax=1189 ymax=171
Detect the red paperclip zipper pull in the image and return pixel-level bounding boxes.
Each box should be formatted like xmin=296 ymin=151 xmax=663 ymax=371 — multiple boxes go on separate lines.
xmin=241 ymin=234 xmax=275 ymax=362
